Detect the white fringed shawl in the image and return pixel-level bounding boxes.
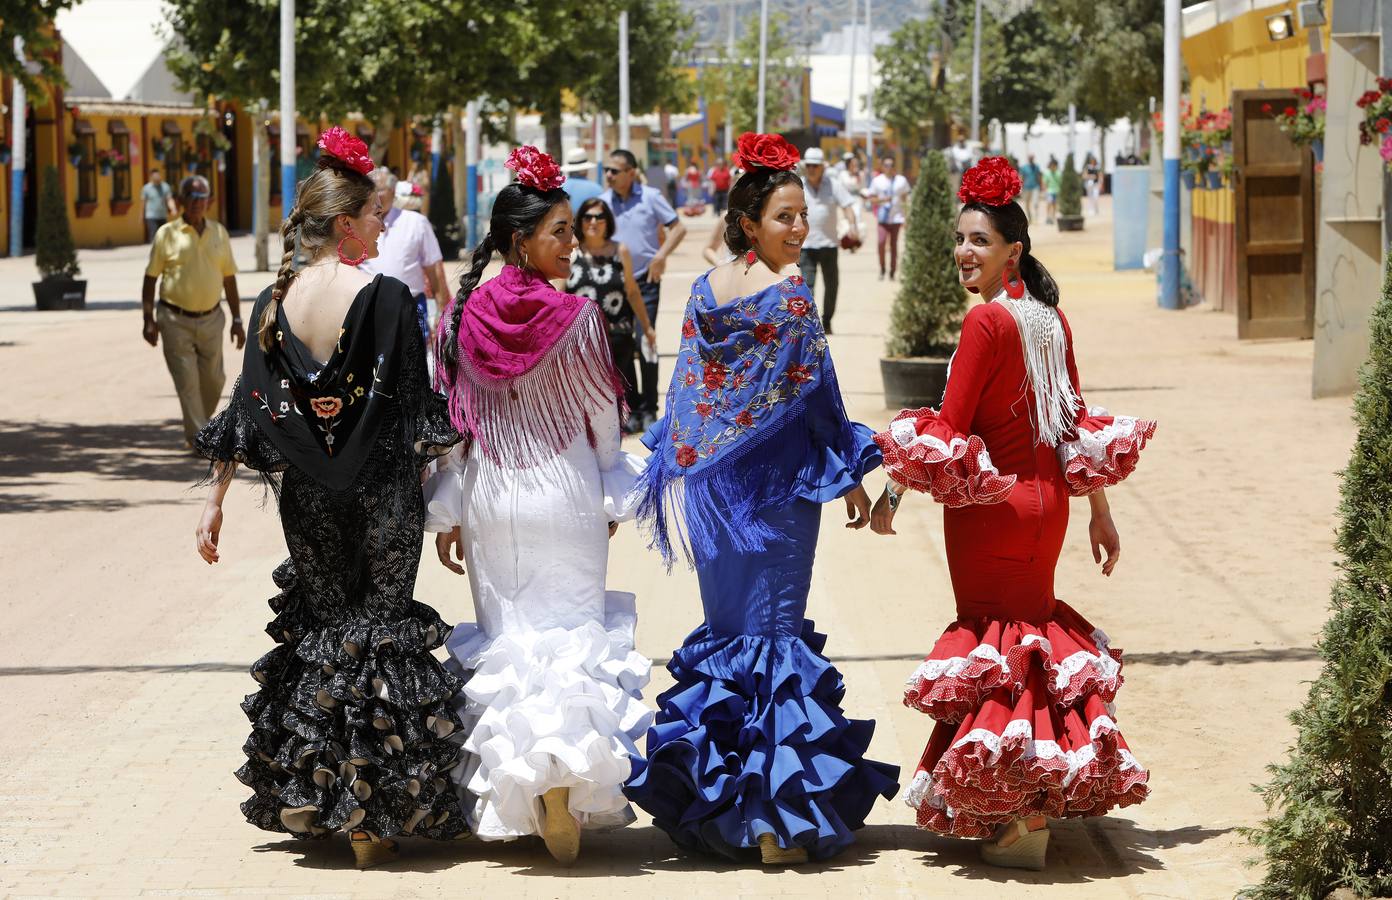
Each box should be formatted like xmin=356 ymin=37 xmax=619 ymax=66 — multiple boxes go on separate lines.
xmin=998 ymin=292 xmax=1083 ymax=447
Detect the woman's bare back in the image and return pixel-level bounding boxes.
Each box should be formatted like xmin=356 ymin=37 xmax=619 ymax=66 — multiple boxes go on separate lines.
xmin=280 ymin=264 xmax=375 ymax=363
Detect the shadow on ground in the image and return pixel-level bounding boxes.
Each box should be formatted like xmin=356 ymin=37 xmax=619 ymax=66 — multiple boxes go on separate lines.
xmin=0 ymin=418 xmax=204 ymax=487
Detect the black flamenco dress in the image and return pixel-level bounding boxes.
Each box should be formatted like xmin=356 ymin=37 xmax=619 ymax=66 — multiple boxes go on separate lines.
xmin=196 ymin=274 xmax=468 ymax=840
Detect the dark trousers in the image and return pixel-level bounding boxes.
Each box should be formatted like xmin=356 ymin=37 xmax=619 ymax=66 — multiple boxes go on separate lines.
xmin=608 ymin=330 xmax=641 ymax=417
xmin=712 ymin=189 xmax=729 ymax=216
xmin=145 ymin=218 xmax=164 ymax=242
xmin=638 ymin=279 xmax=662 ymax=415
xmin=798 ymin=247 xmax=841 ymax=329
xmin=878 ymin=222 xmax=902 ymax=277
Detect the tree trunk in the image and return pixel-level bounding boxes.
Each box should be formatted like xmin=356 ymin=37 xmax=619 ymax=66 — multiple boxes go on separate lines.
xmin=253 ymin=100 xmax=270 ymax=271
xmin=450 ymin=105 xmax=467 ymax=245
xmin=541 ymin=87 xmax=564 ymax=160
xmin=1099 ymin=127 xmax=1108 ymax=176
xmin=371 ymin=110 xmax=395 ymax=165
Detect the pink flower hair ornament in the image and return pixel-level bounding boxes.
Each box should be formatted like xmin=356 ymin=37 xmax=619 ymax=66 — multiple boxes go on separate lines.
xmin=505 ymin=145 xmax=566 ymax=191
xmin=317 ymin=126 xmax=375 ymax=176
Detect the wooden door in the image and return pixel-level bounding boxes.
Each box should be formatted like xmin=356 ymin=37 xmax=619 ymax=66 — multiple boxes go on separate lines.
xmin=1233 ymin=88 xmax=1316 ymax=339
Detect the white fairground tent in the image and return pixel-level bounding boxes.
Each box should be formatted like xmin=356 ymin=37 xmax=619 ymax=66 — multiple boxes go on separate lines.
xmin=54 ymin=0 xmax=197 ymax=105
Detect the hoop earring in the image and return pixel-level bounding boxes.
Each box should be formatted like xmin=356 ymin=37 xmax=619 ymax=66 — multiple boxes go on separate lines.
xmin=1004 ymin=258 xmax=1025 ymax=299
xmin=337 ymin=224 xmax=368 ymax=267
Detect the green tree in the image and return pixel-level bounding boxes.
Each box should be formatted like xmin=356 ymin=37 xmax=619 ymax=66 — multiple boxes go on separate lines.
xmin=1 ymin=0 xmax=81 ymax=103
xmin=1240 ymin=255 xmax=1392 ymax=899
xmin=34 ymin=165 xmax=79 ymax=280
xmin=700 ymin=11 xmax=802 ymax=137
xmin=874 ymin=17 xmax=950 ymax=154
xmin=1057 ymin=152 xmax=1082 ymax=219
xmin=945 ymin=4 xmax=1069 ymax=142
xmin=887 ymin=151 xmax=965 ymax=357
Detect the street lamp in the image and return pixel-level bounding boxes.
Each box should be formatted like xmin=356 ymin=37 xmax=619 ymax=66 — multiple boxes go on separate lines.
xmin=1266 ymin=11 xmax=1295 ymax=41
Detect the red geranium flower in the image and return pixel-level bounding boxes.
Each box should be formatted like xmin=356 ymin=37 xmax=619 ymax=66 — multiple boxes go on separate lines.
xmin=1284 ymin=106 xmax=1297 ymax=117
xmin=317 ymin=126 xmax=374 ymax=175
xmin=1379 ymin=118 xmax=1391 ymax=133
xmin=683 ymin=370 xmax=698 ymax=386
xmin=702 ymin=360 xmax=728 ymax=390
xmin=784 ymin=295 xmax=811 ymax=317
xmin=1357 ymin=90 xmax=1381 ymax=109
xmin=732 ymin=132 xmax=800 ymax=171
xmin=786 ymin=363 xmax=812 ymax=384
xmin=1380 ymin=77 xmax=1392 ymax=91
xmin=958 ymin=156 xmax=1023 ymax=207
xmin=695 ymin=401 xmax=715 ymax=419
xmin=1261 ymin=103 xmax=1273 ymax=114
xmin=682 ymin=318 xmax=697 ymax=339
xmin=675 ymin=444 xmax=698 ymax=467
xmin=735 ymin=410 xmax=754 ymax=427
xmin=753 ymin=322 xmax=779 ymax=344
xmin=505 ymin=145 xmax=565 ymax=191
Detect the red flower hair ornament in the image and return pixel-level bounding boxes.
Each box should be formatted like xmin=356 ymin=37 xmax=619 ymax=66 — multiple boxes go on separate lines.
xmin=317 ymin=126 xmax=374 ymax=176
xmin=958 ymin=156 xmax=1023 ymax=207
xmin=505 ymin=145 xmax=566 ymax=191
xmin=732 ymin=132 xmax=800 ymax=171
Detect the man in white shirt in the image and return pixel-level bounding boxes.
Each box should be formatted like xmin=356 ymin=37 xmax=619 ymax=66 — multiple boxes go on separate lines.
xmin=869 ymin=156 xmax=911 ymax=280
xmin=361 ymin=167 xmax=450 ymax=345
xmin=797 ymin=148 xmax=860 ymax=334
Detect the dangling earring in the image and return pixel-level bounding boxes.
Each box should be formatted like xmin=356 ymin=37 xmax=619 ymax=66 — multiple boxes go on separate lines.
xmin=337 ymin=223 xmax=368 ymax=267
xmin=1003 ymin=258 xmax=1025 ymax=299
xmin=744 ymin=248 xmax=758 ymax=272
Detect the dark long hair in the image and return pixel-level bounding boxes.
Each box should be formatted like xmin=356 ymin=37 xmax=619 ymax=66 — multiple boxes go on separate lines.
xmin=436 ymin=182 xmax=571 ymax=375
xmin=959 ymin=199 xmax=1060 ymax=307
xmin=723 ymin=168 xmax=804 ymax=254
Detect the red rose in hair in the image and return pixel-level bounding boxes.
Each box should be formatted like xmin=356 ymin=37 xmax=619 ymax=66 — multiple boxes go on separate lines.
xmin=732 ymin=132 xmax=800 ymax=171
xmin=702 ymin=360 xmax=729 ymax=390
xmin=675 ymin=444 xmax=698 ymax=467
xmin=735 ymin=410 xmax=754 ymax=427
xmin=753 ymin=322 xmax=779 ymax=344
xmin=957 ymin=156 xmax=1023 ymax=206
xmin=505 ymin=145 xmax=566 ymax=191
xmin=317 ymin=127 xmax=374 ymax=175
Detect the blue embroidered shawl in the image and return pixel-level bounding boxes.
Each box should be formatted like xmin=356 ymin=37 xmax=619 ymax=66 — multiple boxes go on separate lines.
xmin=636 ymin=271 xmax=861 ymax=566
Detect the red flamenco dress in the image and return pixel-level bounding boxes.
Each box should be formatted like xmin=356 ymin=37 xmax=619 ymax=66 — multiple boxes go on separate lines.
xmin=874 ymin=294 xmax=1155 ymax=838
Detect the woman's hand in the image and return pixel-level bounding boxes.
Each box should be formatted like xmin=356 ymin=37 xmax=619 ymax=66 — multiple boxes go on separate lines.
xmin=1089 ymin=510 xmax=1121 ymax=577
xmin=870 ymin=488 xmax=898 ymax=535
xmin=196 ymin=501 xmax=224 ymax=564
xmin=844 ymin=484 xmax=871 ymax=529
xmin=435 ymin=527 xmax=466 ymax=575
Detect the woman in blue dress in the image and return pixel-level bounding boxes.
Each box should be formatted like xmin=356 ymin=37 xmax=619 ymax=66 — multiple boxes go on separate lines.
xmin=624 ymin=133 xmax=899 ymax=866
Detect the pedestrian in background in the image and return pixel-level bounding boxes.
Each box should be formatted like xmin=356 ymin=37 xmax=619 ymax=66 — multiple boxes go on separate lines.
xmin=797 ymin=147 xmax=859 ymax=334
xmin=561 ymin=148 xmax=605 ymax=206
xmin=142 ymin=175 xmax=244 ymax=448
xmin=1042 ymin=157 xmax=1062 ymax=224
xmin=141 ymin=168 xmax=176 ymax=242
xmin=1019 ymin=154 xmax=1042 ymax=222
xmin=361 ymin=167 xmax=449 ymax=347
xmin=869 ymin=155 xmax=910 ymax=281
xmin=707 ymin=155 xmax=732 ymax=216
xmin=602 ymin=148 xmax=687 ymax=429
xmin=1084 ymin=153 xmax=1102 ymax=216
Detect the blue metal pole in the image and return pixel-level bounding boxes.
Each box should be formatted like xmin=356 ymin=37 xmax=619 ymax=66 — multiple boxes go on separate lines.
xmin=279 ymin=0 xmax=296 ymax=220
xmin=1159 ymin=0 xmax=1182 ymax=309
xmin=430 ymin=124 xmax=443 ymax=185
xmin=465 ymin=100 xmax=479 ymax=248
xmin=9 ymin=37 xmax=26 ymax=258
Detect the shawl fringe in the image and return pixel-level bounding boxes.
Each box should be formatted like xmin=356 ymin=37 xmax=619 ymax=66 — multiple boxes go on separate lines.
xmin=447 ymin=305 xmax=627 ymax=468
xmin=1000 ymin=296 xmax=1083 ymax=447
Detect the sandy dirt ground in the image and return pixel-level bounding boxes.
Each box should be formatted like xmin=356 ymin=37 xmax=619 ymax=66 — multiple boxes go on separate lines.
xmin=0 ymin=196 xmax=1354 ymax=898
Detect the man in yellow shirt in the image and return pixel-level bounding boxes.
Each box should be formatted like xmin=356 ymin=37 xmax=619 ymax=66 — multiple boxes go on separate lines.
xmin=141 ymin=175 xmax=246 ymax=447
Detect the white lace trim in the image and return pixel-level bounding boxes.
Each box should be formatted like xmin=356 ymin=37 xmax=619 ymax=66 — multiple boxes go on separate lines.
xmin=903 ymin=768 xmax=940 ymax=810
xmin=906 ymin=630 xmax=1118 ymax=697
xmin=1056 ymin=407 xmax=1142 ymax=468
xmin=946 ymin=714 xmax=1137 ymax=788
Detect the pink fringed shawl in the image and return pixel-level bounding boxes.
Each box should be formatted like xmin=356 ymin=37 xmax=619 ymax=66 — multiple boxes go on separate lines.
xmin=439 ymin=264 xmax=627 ymax=467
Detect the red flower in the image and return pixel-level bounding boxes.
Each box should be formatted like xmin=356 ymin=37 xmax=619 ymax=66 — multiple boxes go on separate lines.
xmin=675 ymin=444 xmax=698 ymax=467
xmin=1380 ymin=78 xmax=1392 ymax=92
xmin=753 ymin=322 xmax=779 ymax=344
xmin=1357 ymin=90 xmax=1381 ymax=109
xmin=1378 ymin=118 xmax=1391 ymax=133
xmin=505 ymin=145 xmax=565 ymax=191
xmin=735 ymin=410 xmax=754 ymax=427
xmin=1295 ymin=88 xmax=1312 ymax=100
xmin=786 ymin=363 xmax=812 ymax=384
xmin=1284 ymin=106 xmax=1297 ymax=117
xmin=732 ymin=132 xmax=800 ymax=172
xmin=695 ymin=401 xmax=715 ymax=419
xmin=1261 ymin=103 xmax=1273 ymax=114
xmin=957 ymin=156 xmax=1023 ymax=206
xmin=317 ymin=126 xmax=374 ymax=175
xmin=731 ymin=373 xmax=746 ymax=389
xmin=309 ymin=396 xmax=344 ymax=419
xmin=683 ymin=370 xmax=698 ymax=386
xmin=784 ymin=295 xmax=811 ymax=317
xmin=682 ymin=318 xmax=697 ymax=339
xmin=788 ymin=274 xmax=803 ymax=285
xmin=702 ymin=360 xmax=728 ymax=390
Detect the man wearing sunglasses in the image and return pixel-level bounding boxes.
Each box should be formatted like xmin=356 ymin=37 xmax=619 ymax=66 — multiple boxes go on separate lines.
xmin=141 ymin=175 xmax=244 ymax=449
xmin=601 ymin=149 xmax=686 ymax=428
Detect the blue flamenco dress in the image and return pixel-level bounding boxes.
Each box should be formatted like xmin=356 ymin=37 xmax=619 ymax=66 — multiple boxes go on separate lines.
xmin=624 ymin=272 xmax=899 ymax=861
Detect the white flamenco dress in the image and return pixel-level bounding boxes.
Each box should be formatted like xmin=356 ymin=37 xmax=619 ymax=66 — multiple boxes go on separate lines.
xmin=423 ymin=347 xmax=651 ymax=841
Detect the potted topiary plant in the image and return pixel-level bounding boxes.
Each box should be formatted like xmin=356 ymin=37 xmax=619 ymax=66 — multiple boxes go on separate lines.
xmin=879 ymin=150 xmax=967 ymax=409
xmin=32 ymin=165 xmax=86 ymax=310
xmin=1057 ymin=152 xmax=1084 ymax=231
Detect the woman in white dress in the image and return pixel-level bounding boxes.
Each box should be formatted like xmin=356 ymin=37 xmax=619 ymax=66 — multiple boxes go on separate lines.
xmin=424 ymin=147 xmax=650 ymax=865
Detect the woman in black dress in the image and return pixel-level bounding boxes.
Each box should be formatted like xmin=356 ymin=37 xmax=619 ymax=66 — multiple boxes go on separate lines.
xmin=566 ymin=197 xmax=656 ymax=433
xmin=192 ymin=127 xmax=466 ymax=867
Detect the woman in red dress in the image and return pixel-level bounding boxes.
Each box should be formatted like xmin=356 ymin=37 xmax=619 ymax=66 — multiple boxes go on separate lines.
xmin=869 ymin=157 xmax=1154 ymax=870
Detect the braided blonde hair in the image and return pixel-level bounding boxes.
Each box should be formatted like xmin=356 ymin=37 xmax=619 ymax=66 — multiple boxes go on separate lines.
xmin=257 ymin=159 xmax=376 ymax=351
